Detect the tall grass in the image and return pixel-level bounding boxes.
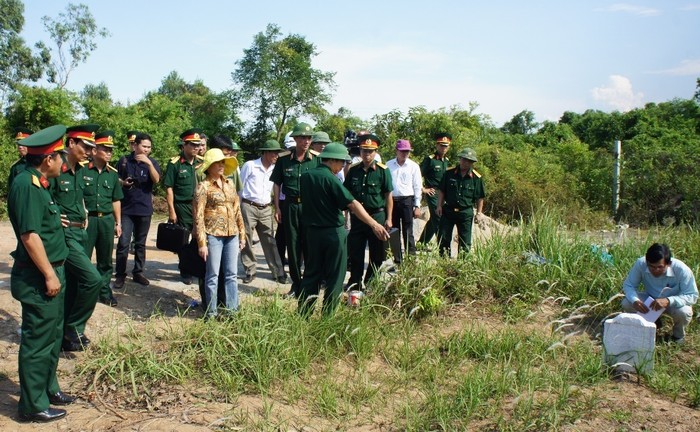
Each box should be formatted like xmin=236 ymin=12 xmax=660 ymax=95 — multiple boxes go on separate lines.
xmin=77 ymin=205 xmax=700 ymax=429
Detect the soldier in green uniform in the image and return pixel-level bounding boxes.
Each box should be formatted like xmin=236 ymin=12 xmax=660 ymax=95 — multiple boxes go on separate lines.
xmin=299 ymin=143 xmax=390 ymax=316
xmin=9 ymin=125 xmax=75 ymax=422
xmin=436 ymin=147 xmax=486 ymax=256
xmin=50 ymin=124 xmax=104 ymax=351
xmin=83 ymin=131 xmax=124 ymax=306
xmin=418 ymin=132 xmax=451 ymax=244
xmin=165 ymin=129 xmax=202 ymax=284
xmin=344 ymin=133 xmax=393 ymax=290
xmin=7 ymin=127 xmax=32 ymax=191
xmin=271 ymin=122 xmax=320 ymax=297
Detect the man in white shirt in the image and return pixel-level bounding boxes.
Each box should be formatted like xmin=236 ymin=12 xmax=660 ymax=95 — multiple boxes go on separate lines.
xmin=387 ymin=139 xmax=422 ymax=263
xmin=240 ymin=139 xmax=289 ymax=284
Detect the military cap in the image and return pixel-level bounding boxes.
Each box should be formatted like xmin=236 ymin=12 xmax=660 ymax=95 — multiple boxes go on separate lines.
xmin=319 ymin=142 xmax=351 ymax=161
xmin=14 ymin=127 xmax=33 ymax=142
xmin=258 ymin=139 xmax=284 ymax=152
xmin=458 ymin=147 xmax=478 ymax=162
xmin=290 ymin=122 xmax=313 ymax=137
xmin=19 ymin=124 xmax=67 ymax=155
xmin=126 ymin=130 xmax=139 ymax=143
xmin=435 ymin=132 xmax=452 ymax=145
xmin=180 ymin=128 xmax=204 ymax=143
xmin=357 ymin=133 xmax=381 ymax=149
xmin=66 ymin=124 xmax=99 ymax=146
xmin=311 ymin=131 xmax=331 ymax=144
xmin=95 ymin=130 xmax=116 ymax=147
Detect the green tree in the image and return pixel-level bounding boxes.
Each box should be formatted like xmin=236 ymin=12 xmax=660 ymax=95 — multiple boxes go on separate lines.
xmin=40 ymin=3 xmax=110 ymax=88
xmin=5 ymin=84 xmax=77 ymax=130
xmin=0 ymin=0 xmax=48 ymax=103
xmin=501 ymin=109 xmax=539 ymax=135
xmin=232 ymin=23 xmax=336 ymax=142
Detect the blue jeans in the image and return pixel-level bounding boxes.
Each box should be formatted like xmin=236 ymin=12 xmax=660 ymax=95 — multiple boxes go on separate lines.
xmin=204 ymin=235 xmax=239 ymax=317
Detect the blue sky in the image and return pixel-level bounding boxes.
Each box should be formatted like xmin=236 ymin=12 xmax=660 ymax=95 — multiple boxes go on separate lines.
xmin=20 ymin=1 xmax=700 ymax=126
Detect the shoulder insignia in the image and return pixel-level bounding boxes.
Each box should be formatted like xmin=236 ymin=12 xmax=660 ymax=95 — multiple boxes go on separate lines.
xmin=79 ymin=160 xmax=88 ymax=167
xmin=31 ymin=174 xmax=42 ymax=188
xmin=348 ymin=161 xmax=362 ymax=169
xmin=61 ymin=163 xmax=69 ymax=173
xmin=12 ymin=158 xmax=22 ymax=165
xmin=376 ymin=162 xmax=387 ymax=169
xmin=170 ymin=155 xmax=180 ymax=164
xmin=106 ymin=163 xmax=117 ymax=172
xmin=429 ymin=154 xmax=435 ymax=159
xmin=472 ymin=169 xmax=481 ymax=178
xmin=196 ymin=155 xmax=204 ymax=161
xmin=309 ymin=149 xmax=320 ymax=156
xmin=279 ymin=150 xmax=291 ymax=157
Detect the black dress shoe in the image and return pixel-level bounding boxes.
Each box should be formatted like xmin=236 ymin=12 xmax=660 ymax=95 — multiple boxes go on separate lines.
xmin=61 ymin=331 xmax=87 ymax=352
xmin=99 ymin=295 xmax=118 ymax=307
xmin=275 ymin=275 xmax=289 ymax=284
xmin=19 ymin=408 xmax=67 ymax=422
xmin=78 ymin=333 xmax=90 ymax=346
xmin=132 ymin=273 xmax=150 ymax=286
xmin=113 ymin=275 xmax=126 ymax=289
xmin=48 ymin=391 xmax=75 ymax=405
xmin=243 ymin=274 xmax=255 ymax=283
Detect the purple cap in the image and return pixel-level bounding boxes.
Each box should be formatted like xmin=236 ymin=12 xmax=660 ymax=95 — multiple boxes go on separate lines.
xmin=396 ymin=139 xmax=412 ymax=151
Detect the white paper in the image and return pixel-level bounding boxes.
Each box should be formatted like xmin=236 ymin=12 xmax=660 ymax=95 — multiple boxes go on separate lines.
xmin=637 ymin=296 xmax=665 ymax=323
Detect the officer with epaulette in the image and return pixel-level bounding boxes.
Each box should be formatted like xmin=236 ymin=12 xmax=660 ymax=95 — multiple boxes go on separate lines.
xmin=7 ymin=127 xmax=32 ymax=191
xmin=83 ymin=130 xmax=124 ymax=306
xmin=418 ymin=132 xmax=451 ymax=244
xmin=9 ymin=124 xmax=75 ymax=422
xmin=298 ymin=143 xmax=390 ymax=316
xmin=436 ymin=147 xmax=486 ymax=256
xmin=271 ymin=122 xmax=320 ymax=297
xmin=50 ymin=124 xmax=104 ymax=352
xmin=344 ymin=133 xmax=393 ymax=290
xmin=165 ymin=129 xmax=202 ymax=285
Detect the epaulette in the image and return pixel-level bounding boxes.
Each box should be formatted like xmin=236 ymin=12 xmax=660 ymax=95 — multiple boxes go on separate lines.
xmin=348 ymin=161 xmax=362 ymax=169
xmin=472 ymin=169 xmax=481 ymax=178
xmin=31 ymin=174 xmax=42 ymax=188
xmin=279 ymin=150 xmax=291 ymax=157
xmin=170 ymin=155 xmax=180 ymax=164
xmin=309 ymin=149 xmax=320 ymax=156
xmin=196 ymin=155 xmax=204 ymax=161
xmin=376 ymin=162 xmax=387 ymax=169
xmin=429 ymin=154 xmax=435 ymax=159
xmin=106 ymin=163 xmax=117 ymax=173
xmin=61 ymin=163 xmax=69 ymax=173
xmin=11 ymin=158 xmax=22 ymax=165
xmin=79 ymin=160 xmax=88 ymax=167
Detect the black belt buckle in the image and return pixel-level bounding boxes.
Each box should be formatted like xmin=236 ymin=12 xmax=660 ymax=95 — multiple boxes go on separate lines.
xmin=68 ymin=220 xmax=86 ymax=229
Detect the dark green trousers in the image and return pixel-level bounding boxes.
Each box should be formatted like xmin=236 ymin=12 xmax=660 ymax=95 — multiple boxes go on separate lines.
xmin=418 ymin=193 xmax=440 ymax=244
xmin=298 ymin=226 xmax=347 ymax=316
xmin=282 ymin=200 xmax=305 ymax=295
xmin=11 ymin=265 xmax=66 ymax=415
xmin=347 ymin=211 xmax=386 ymax=289
xmin=85 ymin=214 xmax=115 ymax=300
xmin=438 ymin=207 xmax=474 ymax=257
xmin=64 ymin=226 xmax=102 ymax=335
xmin=174 ymin=202 xmax=193 ymax=231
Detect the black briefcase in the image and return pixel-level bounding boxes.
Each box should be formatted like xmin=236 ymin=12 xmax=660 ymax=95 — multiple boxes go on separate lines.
xmin=179 ymin=240 xmax=206 ymax=279
xmin=156 ymin=222 xmax=190 ymax=253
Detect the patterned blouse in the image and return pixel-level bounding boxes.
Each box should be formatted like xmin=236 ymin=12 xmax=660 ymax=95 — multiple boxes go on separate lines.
xmin=193 ymin=176 xmax=246 ymax=247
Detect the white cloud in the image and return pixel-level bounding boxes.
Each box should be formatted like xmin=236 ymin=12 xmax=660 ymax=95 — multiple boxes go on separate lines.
xmin=649 ymin=59 xmax=700 ymax=76
xmin=678 ymin=4 xmax=700 ymax=11
xmin=600 ymin=3 xmax=661 ymax=16
xmin=591 ymin=75 xmax=644 ymax=112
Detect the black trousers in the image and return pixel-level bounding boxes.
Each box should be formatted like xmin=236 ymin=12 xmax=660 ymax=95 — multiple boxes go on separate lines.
xmin=116 ymin=214 xmax=151 ymax=276
xmin=391 ymin=196 xmax=416 ymax=262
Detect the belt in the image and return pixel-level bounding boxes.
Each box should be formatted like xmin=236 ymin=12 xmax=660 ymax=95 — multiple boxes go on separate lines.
xmin=242 ymin=198 xmax=272 ymax=209
xmin=447 ymin=206 xmax=469 ymax=212
xmin=365 ymin=207 xmax=385 ymax=214
xmin=88 ymin=211 xmax=112 ymax=217
xmin=67 ymin=220 xmax=87 ymax=229
xmin=286 ymin=196 xmax=302 ymax=204
xmin=393 ymin=196 xmax=413 ymax=200
xmin=15 ymin=259 xmax=65 ymax=269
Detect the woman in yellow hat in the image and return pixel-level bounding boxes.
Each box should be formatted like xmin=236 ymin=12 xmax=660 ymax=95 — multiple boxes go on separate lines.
xmin=193 ymin=148 xmax=246 ymax=319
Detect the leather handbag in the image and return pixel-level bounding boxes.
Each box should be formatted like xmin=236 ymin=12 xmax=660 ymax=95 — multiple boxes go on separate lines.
xmin=178 ymin=240 xmax=206 ymax=279
xmin=156 ymin=222 xmax=190 ymax=253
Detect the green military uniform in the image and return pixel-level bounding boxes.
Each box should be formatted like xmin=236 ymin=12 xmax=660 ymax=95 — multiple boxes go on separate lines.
xmin=9 ymin=125 xmax=70 ymax=419
xmin=164 ymin=153 xmax=198 ymax=230
xmin=299 ymin=144 xmax=355 ymax=316
xmin=83 ymin=159 xmax=123 ymax=303
xmin=419 ymin=152 xmax=449 ymax=243
xmin=7 ymin=127 xmax=32 ymax=192
xmin=344 ymin=159 xmax=393 ymax=288
xmin=50 ymin=125 xmax=103 ymax=349
xmin=270 ymin=142 xmax=319 ymax=295
xmin=438 ymin=148 xmax=485 ymax=256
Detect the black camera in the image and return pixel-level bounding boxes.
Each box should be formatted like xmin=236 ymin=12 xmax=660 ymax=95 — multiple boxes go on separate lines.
xmin=344 ymin=130 xmax=360 ymax=157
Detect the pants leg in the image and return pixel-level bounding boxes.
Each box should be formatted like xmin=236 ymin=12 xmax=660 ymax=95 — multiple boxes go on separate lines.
xmin=347 ymin=216 xmax=368 ymax=288
xmin=299 ymin=227 xmax=345 ymax=316
xmin=284 ymin=201 xmax=303 ymax=295
xmin=365 ymin=212 xmax=387 ymax=284
xmin=204 ymin=235 xmax=224 ymax=317
xmin=240 ymin=202 xmax=258 ymax=277
xmin=11 ymin=266 xmax=65 ymax=415
xmin=622 ymin=296 xmax=693 ymax=339
xmin=322 ymin=227 xmax=348 ymax=315
xmin=221 ymin=235 xmax=240 ymax=312
xmin=115 ymin=214 xmax=135 ymax=277
xmin=63 ymin=228 xmax=102 ymax=335
xmin=131 ymin=215 xmax=151 ymax=275
xmin=276 ymin=203 xmax=286 ymax=263
xmin=456 ymin=211 xmax=474 ymax=254
xmin=419 ymin=194 xmax=439 ymax=244
xmin=86 ymin=215 xmax=116 ymax=300
xmin=257 ymin=206 xmax=285 ymax=278
xmin=438 ymin=207 xmax=457 ymax=257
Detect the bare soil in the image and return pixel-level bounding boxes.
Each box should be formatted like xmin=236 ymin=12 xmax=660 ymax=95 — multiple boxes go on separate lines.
xmin=0 ymin=217 xmax=698 ymax=431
